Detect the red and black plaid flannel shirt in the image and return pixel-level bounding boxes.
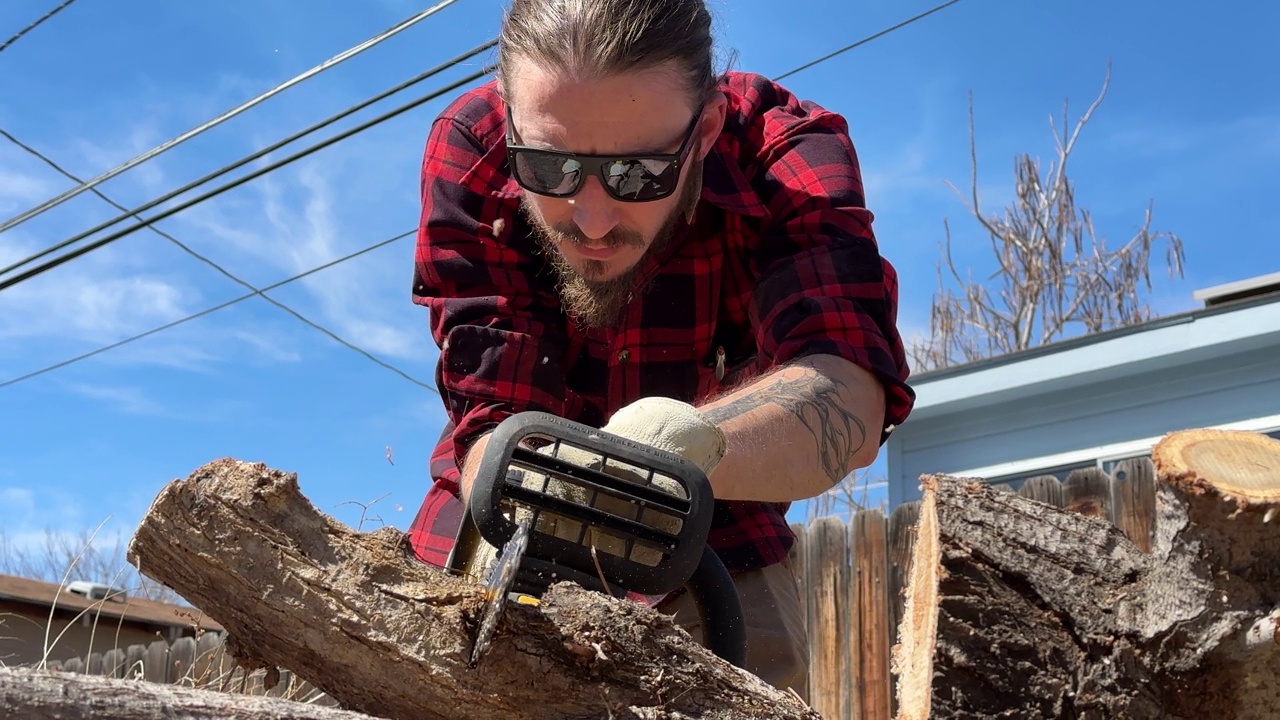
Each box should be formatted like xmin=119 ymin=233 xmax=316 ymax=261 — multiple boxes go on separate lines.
xmin=407 ymin=71 xmax=915 ymax=576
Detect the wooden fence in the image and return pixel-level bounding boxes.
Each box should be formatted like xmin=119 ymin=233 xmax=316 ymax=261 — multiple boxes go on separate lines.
xmin=787 ymin=457 xmax=1158 ymax=719
xmin=39 ymin=631 xmax=336 ymax=706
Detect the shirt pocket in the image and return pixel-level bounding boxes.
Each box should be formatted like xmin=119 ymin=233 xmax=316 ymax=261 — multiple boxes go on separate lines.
xmin=440 ymin=324 xmax=567 ymax=418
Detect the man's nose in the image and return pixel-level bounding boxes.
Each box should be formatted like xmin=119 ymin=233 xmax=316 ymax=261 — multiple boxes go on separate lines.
xmin=571 ymin=178 xmax=619 ymax=241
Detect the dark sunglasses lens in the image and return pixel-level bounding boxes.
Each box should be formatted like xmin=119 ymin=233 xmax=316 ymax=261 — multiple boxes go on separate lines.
xmin=513 ymin=150 xmax=583 ymax=196
xmin=602 ymin=158 xmax=677 ymax=201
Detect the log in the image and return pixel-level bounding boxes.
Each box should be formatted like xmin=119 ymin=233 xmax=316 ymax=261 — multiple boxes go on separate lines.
xmin=0 ymin=666 xmax=381 ymax=720
xmin=124 ymin=458 xmax=817 ymax=720
xmin=892 ymin=428 xmax=1280 ymax=719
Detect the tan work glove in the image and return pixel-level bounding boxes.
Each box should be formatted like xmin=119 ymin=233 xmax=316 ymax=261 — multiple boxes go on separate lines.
xmin=528 ymin=397 xmax=726 ymax=566
xmin=602 ymin=396 xmax=728 ymax=478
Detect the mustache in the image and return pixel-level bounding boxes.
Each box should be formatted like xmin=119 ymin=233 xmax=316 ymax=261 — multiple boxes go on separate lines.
xmin=548 ymin=223 xmax=646 ymax=250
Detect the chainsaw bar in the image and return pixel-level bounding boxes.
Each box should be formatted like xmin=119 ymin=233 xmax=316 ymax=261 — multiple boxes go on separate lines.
xmin=469 ymin=514 xmax=532 ymax=667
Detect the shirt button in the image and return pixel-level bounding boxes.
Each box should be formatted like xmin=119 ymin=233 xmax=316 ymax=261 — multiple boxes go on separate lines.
xmin=617 ymin=349 xmax=630 ymax=363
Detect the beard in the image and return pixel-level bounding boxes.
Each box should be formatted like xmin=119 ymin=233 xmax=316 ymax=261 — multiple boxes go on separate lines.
xmin=524 ymin=151 xmax=704 ymax=330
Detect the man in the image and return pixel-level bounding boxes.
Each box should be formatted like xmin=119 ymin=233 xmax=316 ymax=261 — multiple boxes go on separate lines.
xmin=407 ymin=0 xmax=915 ymax=697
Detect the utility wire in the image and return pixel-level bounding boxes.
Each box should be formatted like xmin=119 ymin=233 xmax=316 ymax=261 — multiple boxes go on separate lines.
xmin=773 ymin=0 xmax=962 ymax=81
xmin=0 ymin=37 xmax=496 ymax=281
xmin=0 ymin=64 xmax=495 ymax=293
xmin=0 ymin=128 xmax=435 ymax=391
xmin=0 ymin=0 xmax=82 ymax=56
xmin=3 ymin=2 xmax=957 ymax=284
xmin=0 ymin=2 xmax=966 ymax=387
xmin=0 ymin=1 xmax=954 ymax=287
xmin=0 ymin=229 xmax=424 ymax=390
xmin=0 ymin=0 xmax=461 ymax=235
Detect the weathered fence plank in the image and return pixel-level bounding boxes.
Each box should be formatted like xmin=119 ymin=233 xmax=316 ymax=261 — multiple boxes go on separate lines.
xmin=805 ymin=515 xmax=851 ymax=719
xmin=103 ymin=647 xmax=126 ymax=679
xmin=1019 ymin=475 xmax=1066 ymax=507
xmin=125 ymin=643 xmax=146 ymax=680
xmin=787 ymin=519 xmax=809 ymax=701
xmin=194 ymin=631 xmax=229 ymax=688
xmin=1064 ymin=467 xmax=1114 ymax=520
xmin=1111 ymin=458 xmax=1157 ymax=552
xmin=170 ymin=636 xmax=197 ymax=686
xmin=885 ymin=500 xmax=919 ymax=718
xmin=145 ymin=639 xmax=169 ymax=683
xmin=850 ymin=509 xmax=890 ymax=720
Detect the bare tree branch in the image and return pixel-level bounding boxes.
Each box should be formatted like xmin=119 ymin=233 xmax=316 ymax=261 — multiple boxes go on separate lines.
xmin=0 ymin=528 xmax=187 ymax=605
xmin=909 ymin=63 xmax=1185 ymax=373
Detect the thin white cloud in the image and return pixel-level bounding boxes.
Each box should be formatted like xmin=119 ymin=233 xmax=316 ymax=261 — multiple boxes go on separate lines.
xmin=0 ymin=261 xmax=191 ymax=345
xmin=1 ymin=77 xmax=431 ymax=383
xmin=178 ymin=156 xmax=424 ymax=361
xmin=0 ymin=488 xmax=36 ymax=519
xmin=226 ymin=327 xmax=303 ymax=363
xmin=0 ymin=147 xmax=317 ymax=375
xmin=61 ymin=383 xmax=166 ymax=416
xmin=67 ymin=124 xmax=169 ymax=199
xmin=862 ymin=134 xmax=939 ymax=204
xmin=1105 ymin=113 xmax=1280 ymax=159
xmin=0 ymin=486 xmax=87 ymax=534
xmin=0 ymin=169 xmax=56 ymax=214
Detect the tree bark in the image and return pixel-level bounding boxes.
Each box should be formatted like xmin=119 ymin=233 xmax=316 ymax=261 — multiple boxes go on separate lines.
xmin=0 ymin=666 xmax=382 ymax=720
xmin=892 ymin=428 xmax=1280 ymax=719
xmin=124 ymin=458 xmax=817 ymax=720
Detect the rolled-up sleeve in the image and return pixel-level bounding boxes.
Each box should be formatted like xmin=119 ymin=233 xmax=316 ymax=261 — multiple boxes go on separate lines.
xmin=412 ymin=114 xmax=568 ymax=479
xmin=749 ymin=109 xmax=915 ymax=434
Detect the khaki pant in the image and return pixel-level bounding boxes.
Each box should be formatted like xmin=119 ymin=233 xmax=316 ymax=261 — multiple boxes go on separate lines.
xmin=655 ymin=561 xmax=809 ymax=700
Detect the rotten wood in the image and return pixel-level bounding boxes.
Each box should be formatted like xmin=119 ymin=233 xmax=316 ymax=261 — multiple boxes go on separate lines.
xmin=892 ymin=428 xmax=1280 ymax=719
xmin=0 ymin=667 xmax=378 ymax=720
xmin=125 ymin=458 xmax=818 ymax=720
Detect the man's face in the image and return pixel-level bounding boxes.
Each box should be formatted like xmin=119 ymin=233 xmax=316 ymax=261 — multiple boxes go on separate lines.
xmin=504 ymin=62 xmax=724 ymax=328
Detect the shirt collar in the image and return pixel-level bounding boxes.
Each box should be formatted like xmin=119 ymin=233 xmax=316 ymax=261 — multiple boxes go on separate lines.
xmin=698 ymin=134 xmax=768 ymax=219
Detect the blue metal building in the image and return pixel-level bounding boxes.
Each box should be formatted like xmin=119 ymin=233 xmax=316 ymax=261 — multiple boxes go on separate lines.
xmin=886 ymin=272 xmax=1280 ymax=507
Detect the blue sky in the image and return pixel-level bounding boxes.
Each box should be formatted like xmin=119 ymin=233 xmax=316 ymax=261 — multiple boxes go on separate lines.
xmin=1 ymin=0 xmax=1276 ymax=577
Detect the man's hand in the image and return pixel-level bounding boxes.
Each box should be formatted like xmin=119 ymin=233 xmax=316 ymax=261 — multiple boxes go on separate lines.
xmin=598 ymin=396 xmax=728 ymax=478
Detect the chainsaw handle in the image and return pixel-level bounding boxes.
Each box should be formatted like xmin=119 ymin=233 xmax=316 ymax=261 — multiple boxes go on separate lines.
xmin=686 ymin=546 xmax=747 ymax=669
xmin=467 ymin=411 xmax=715 ymax=596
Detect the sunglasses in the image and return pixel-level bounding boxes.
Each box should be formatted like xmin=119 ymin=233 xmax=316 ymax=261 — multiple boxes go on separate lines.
xmin=505 ymin=105 xmax=701 ymax=203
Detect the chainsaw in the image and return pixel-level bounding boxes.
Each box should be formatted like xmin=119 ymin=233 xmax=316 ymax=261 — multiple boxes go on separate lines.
xmin=445 ymin=411 xmax=747 ymax=669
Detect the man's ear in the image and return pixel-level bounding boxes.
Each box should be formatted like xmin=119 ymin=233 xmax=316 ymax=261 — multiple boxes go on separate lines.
xmin=697 ymin=91 xmax=728 ymax=161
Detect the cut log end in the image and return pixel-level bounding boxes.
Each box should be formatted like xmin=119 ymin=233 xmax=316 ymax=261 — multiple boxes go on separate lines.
xmin=1154 ymin=428 xmax=1280 ymax=506
xmin=889 ymin=474 xmax=942 ymax=720
xmin=892 ymin=429 xmax=1280 ymax=719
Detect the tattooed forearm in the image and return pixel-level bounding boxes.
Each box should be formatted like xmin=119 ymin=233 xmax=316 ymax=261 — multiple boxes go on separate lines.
xmin=702 ymin=367 xmax=868 ymax=484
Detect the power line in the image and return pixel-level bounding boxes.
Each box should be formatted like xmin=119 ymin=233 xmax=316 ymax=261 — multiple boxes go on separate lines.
xmin=0 ymin=63 xmax=495 ymax=293
xmin=0 ymin=0 xmax=82 ymax=56
xmin=0 ymin=229 xmax=427 ymax=390
xmin=0 ymin=37 xmax=496 ymax=282
xmin=1 ymin=3 xmax=968 ymax=387
xmin=1 ymin=1 xmax=957 ymax=288
xmin=0 ymin=128 xmax=435 ymax=391
xmin=773 ymin=0 xmax=963 ymax=81
xmin=0 ymin=0 xmax=461 ymax=235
